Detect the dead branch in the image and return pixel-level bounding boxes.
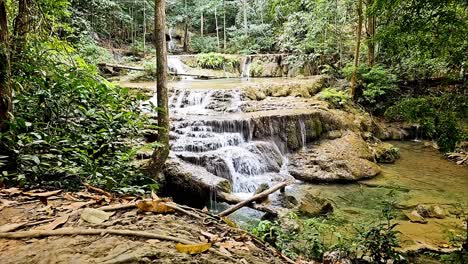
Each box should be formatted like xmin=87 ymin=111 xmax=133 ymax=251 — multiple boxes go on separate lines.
xmin=218 ymin=181 xmax=291 ymax=217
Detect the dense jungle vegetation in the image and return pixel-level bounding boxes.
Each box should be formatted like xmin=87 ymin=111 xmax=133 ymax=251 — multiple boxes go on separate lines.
xmin=0 ymin=0 xmax=467 ymax=263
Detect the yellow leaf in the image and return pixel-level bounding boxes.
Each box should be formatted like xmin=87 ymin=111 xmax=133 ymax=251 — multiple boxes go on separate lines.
xmin=136 ymin=200 xmax=175 ymax=214
xmin=221 ymin=217 xmax=237 ymax=228
xmin=175 ymin=243 xmax=211 ymax=254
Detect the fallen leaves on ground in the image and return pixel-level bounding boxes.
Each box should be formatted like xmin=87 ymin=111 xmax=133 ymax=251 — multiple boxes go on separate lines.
xmin=0 ymin=199 xmax=16 ymax=211
xmin=23 ymin=190 xmax=62 ymax=198
xmin=0 ymin=188 xmax=22 ymax=196
xmin=175 ymin=242 xmax=211 ymax=254
xmin=0 ymin=223 xmax=26 ymax=232
xmin=81 ymin=208 xmax=114 ymax=224
xmin=136 ymin=199 xmax=175 ymax=214
xmin=34 ymin=215 xmax=69 ymax=231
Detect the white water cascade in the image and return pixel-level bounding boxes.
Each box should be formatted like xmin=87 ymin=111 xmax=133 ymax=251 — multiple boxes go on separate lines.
xmin=168 ymin=28 xmax=176 ymax=52
xmin=240 ymin=56 xmax=251 ymax=80
xmin=168 ymin=56 xmax=194 ymax=80
xmin=169 ymin=87 xmax=292 ymax=195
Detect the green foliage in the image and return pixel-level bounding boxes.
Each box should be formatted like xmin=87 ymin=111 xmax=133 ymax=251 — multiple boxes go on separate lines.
xmin=190 ymin=36 xmax=218 ymax=53
xmin=0 ymin=39 xmax=156 ymax=194
xmin=195 ymin=53 xmax=238 ymax=70
xmin=343 ymin=65 xmax=399 ymax=113
xmin=227 ymin=24 xmax=277 ymax=54
xmin=385 ymin=94 xmax=467 ymax=152
xmin=317 ymin=88 xmax=350 ymax=108
xmin=76 ymin=37 xmax=114 ymax=65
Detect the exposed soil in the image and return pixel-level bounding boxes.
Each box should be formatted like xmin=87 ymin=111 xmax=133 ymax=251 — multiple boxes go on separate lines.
xmin=0 ymin=188 xmax=289 ymax=264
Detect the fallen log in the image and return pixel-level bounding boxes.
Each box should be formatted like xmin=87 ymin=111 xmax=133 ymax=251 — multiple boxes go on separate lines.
xmin=97 ymin=63 xmax=222 ymax=79
xmin=217 ymin=192 xmax=279 ymax=216
xmin=218 ymin=181 xmax=291 ymax=217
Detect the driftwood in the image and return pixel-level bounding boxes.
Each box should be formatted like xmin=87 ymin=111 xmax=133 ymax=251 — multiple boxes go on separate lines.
xmin=218 ymin=181 xmax=291 ymax=217
xmin=0 ymin=228 xmax=236 ymax=261
xmin=217 ymin=192 xmax=279 ymax=216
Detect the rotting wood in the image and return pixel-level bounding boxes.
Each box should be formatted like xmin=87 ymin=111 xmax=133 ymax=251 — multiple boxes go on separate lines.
xmin=0 ymin=228 xmax=236 ymax=261
xmin=218 ymin=181 xmax=291 ymax=217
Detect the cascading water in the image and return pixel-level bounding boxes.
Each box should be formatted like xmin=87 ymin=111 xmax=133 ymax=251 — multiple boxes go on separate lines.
xmin=168 ymin=86 xmax=292 ymax=196
xmin=241 ymin=56 xmax=251 ymax=80
xmin=168 ymin=28 xmax=176 ymax=52
xmin=168 ymin=56 xmax=194 ymax=80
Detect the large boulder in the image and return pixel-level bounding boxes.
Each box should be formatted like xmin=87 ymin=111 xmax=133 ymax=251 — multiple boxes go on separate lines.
xmin=289 ymin=132 xmax=382 ymax=182
xmin=297 ymin=193 xmax=334 ymax=217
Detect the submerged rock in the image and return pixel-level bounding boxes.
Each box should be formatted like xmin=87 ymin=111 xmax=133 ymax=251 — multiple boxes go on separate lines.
xmin=297 ymin=193 xmax=334 ymax=217
xmin=405 ymin=210 xmax=428 ymax=224
xmin=416 ymin=204 xmax=446 ymax=219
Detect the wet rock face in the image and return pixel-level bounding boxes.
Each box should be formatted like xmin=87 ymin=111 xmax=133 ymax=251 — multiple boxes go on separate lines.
xmin=297 ymin=193 xmax=334 ymax=217
xmin=288 ymin=132 xmax=382 ymax=182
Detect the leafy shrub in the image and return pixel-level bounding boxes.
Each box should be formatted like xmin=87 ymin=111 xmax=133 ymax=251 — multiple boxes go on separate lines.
xmin=76 ymin=38 xmax=114 ymax=65
xmin=190 ymin=36 xmax=218 ymax=53
xmin=385 ymin=94 xmax=467 ymax=152
xmin=343 ymin=65 xmax=399 ymax=114
xmin=196 ymin=53 xmax=238 ymax=70
xmin=227 ymin=24 xmax=277 ymax=54
xmin=317 ymin=88 xmax=351 ymax=108
xmin=0 ymin=40 xmax=156 ymax=194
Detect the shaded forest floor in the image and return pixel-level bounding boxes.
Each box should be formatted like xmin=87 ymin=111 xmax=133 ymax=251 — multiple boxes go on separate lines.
xmin=0 ymin=187 xmax=290 ymax=264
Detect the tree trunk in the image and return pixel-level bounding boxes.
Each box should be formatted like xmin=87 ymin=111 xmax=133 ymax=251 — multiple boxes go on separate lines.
xmin=200 ymin=11 xmax=204 ymax=37
xmin=182 ymin=0 xmax=189 ymax=52
xmin=13 ymin=0 xmax=31 ymax=56
xmin=223 ymin=0 xmax=227 ymax=51
xmin=350 ymin=0 xmax=363 ymax=100
xmin=149 ymin=0 xmax=170 ymax=178
xmin=366 ymin=0 xmax=375 ymax=66
xmin=0 ymin=0 xmax=11 ymax=131
xmin=143 ymin=2 xmax=146 ymax=55
xmin=243 ymin=0 xmax=248 ymax=36
xmin=215 ymin=7 xmax=220 ymax=52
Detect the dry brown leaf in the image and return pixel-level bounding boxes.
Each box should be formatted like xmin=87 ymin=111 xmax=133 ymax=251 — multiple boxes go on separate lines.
xmin=151 ymin=191 xmax=159 ymax=201
xmin=0 ymin=199 xmax=16 ymax=211
xmin=219 ymin=240 xmax=244 ymax=250
xmin=219 ymin=246 xmax=232 ymax=256
xmin=83 ymin=183 xmax=113 ymax=199
xmin=76 ymin=192 xmax=105 ymax=201
xmin=175 ymin=243 xmax=211 ymax=255
xmin=136 ymin=200 xmax=175 ymax=214
xmin=62 ymin=201 xmax=96 ymax=211
xmin=39 ymin=196 xmax=48 ymax=206
xmin=0 ymin=187 xmax=21 ymax=196
xmin=221 ymin=217 xmax=237 ymax=228
xmin=63 ymin=193 xmax=82 ymax=202
xmin=34 ymin=215 xmax=69 ymax=231
xmin=200 ymin=231 xmax=219 ymax=242
xmin=0 ymin=222 xmax=26 ymax=232
xmin=146 ymin=239 xmax=161 ymax=245
xmin=23 ymin=190 xmax=62 ymax=197
xmin=80 ymin=208 xmax=114 ymax=224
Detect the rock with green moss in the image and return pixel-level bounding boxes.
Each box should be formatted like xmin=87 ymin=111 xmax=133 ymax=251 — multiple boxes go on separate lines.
xmin=297 ymin=193 xmax=334 ymax=217
xmin=372 ymin=142 xmax=400 ymax=163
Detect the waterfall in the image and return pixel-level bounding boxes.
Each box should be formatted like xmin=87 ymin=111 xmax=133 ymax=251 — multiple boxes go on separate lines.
xmin=168 ymin=56 xmax=194 ymax=80
xmin=241 ymin=56 xmax=251 ymax=80
xmin=169 ymin=87 xmax=292 ymax=195
xmin=168 ymin=28 xmax=176 ymax=52
xmin=299 ymin=119 xmax=307 ymax=149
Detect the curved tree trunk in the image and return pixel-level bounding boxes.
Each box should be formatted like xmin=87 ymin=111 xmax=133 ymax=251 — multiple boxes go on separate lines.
xmin=149 ymin=0 xmax=170 ymax=178
xmin=0 ymin=0 xmax=12 ymax=131
xmin=350 ymin=0 xmax=363 ymax=100
xmin=366 ymin=0 xmax=375 ymax=66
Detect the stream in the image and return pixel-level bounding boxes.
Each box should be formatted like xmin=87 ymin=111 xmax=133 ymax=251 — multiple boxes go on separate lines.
xmin=127 ymin=74 xmax=467 ymax=252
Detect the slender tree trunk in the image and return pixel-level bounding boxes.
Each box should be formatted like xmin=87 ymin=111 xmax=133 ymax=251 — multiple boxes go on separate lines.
xmin=366 ymin=0 xmax=375 ymax=66
xmin=13 ymin=0 xmax=31 ymax=56
xmin=243 ymin=0 xmax=248 ymax=36
xmin=200 ymin=11 xmax=204 ymax=37
xmin=223 ymin=0 xmax=227 ymax=51
xmin=0 ymin=0 xmax=12 ymax=131
xmin=149 ymin=0 xmax=170 ymax=178
xmin=143 ymin=2 xmax=146 ymax=55
xmin=182 ymin=0 xmax=189 ymax=52
xmin=350 ymin=0 xmax=363 ymax=100
xmin=215 ymin=7 xmax=220 ymax=52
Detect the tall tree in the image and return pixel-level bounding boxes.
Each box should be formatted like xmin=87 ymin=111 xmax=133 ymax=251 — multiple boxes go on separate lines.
xmin=366 ymin=0 xmax=375 ymax=66
xmin=350 ymin=0 xmax=363 ymax=99
xmin=149 ymin=0 xmax=170 ymax=177
xmin=0 ymin=0 xmax=11 ymax=131
xmin=13 ymin=0 xmax=31 ymax=55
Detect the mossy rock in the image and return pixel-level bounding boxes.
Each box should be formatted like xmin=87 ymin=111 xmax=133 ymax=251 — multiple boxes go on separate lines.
xmin=297 ymin=193 xmax=334 ymax=217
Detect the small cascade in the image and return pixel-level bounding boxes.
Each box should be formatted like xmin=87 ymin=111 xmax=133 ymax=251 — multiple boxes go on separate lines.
xmin=168 ymin=56 xmax=194 ymax=80
xmin=413 ymin=124 xmax=421 ymax=142
xmin=241 ymin=56 xmax=252 ymax=80
xmin=168 ymin=28 xmax=176 ymax=52
xmin=167 ymin=86 xmax=292 ymax=195
xmin=299 ymin=119 xmax=307 ymax=149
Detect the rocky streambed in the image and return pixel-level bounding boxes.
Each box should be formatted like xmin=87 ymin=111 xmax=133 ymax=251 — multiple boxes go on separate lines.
xmin=133 ymin=77 xmax=467 ymax=254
